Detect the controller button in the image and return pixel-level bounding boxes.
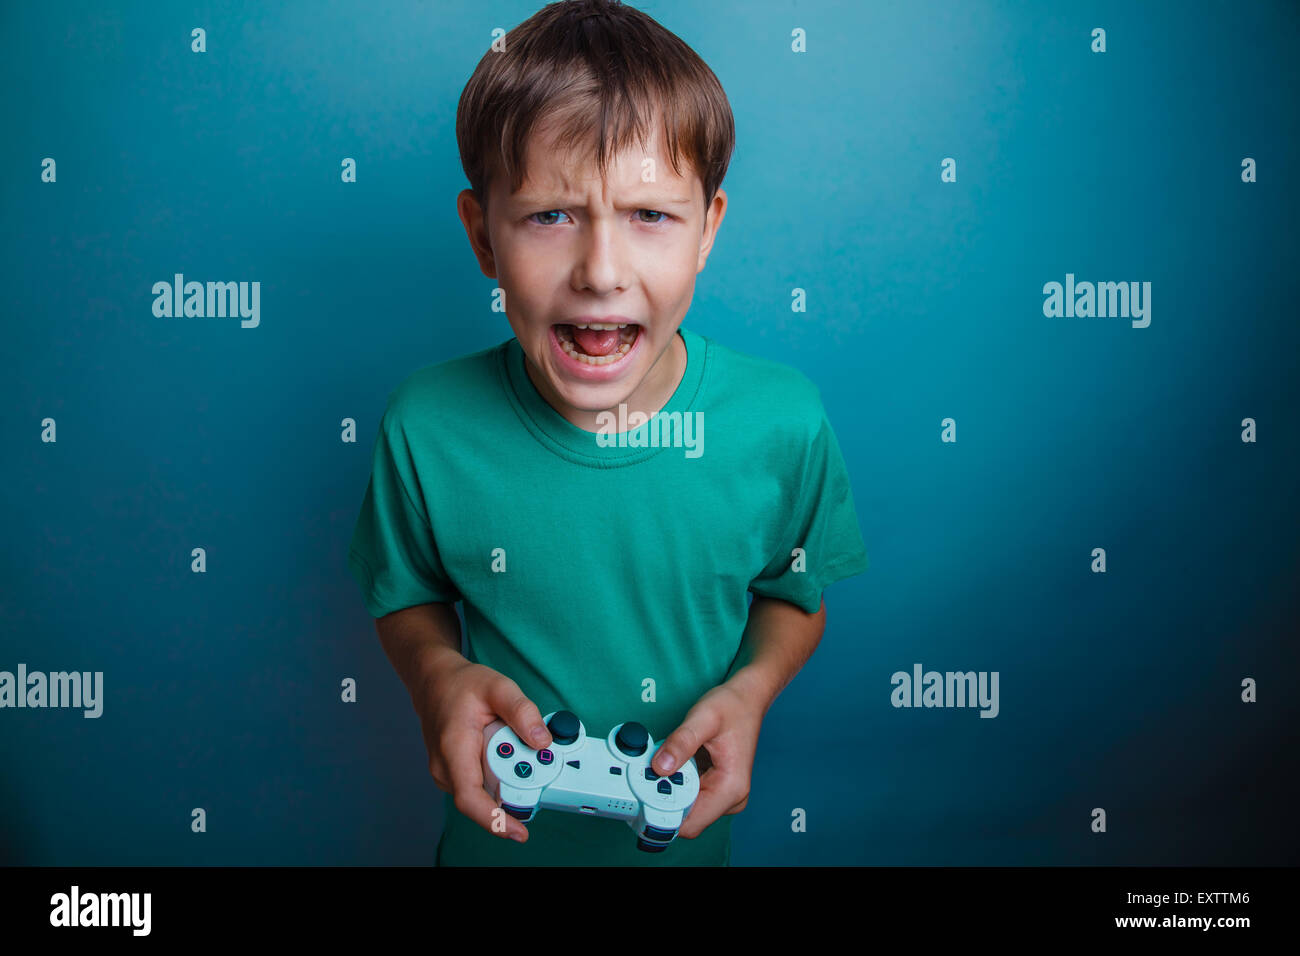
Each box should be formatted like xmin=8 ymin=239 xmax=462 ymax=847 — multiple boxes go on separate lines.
xmin=636 ymin=837 xmax=668 ymax=853
xmin=566 ymin=760 xmax=581 ymax=769
xmin=615 ymin=722 xmax=649 ymax=757
xmin=514 ymin=761 xmax=533 ymax=779
xmin=670 ymin=772 xmax=683 ymax=785
xmin=537 ymin=749 xmax=554 ymax=765
xmin=644 ymin=767 xmax=658 ymax=781
xmin=496 ymin=742 xmax=514 ymax=758
xmin=657 ymin=780 xmax=672 ymax=795
xmin=609 ymin=766 xmax=623 ymax=775
xmin=501 ymin=803 xmax=533 ymax=821
xmin=643 ymin=824 xmax=677 ymax=841
xmin=547 ymin=710 xmax=581 ymax=745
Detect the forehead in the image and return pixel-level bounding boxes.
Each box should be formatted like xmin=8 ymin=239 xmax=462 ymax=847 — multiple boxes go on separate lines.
xmin=509 ymin=115 xmax=700 ymax=201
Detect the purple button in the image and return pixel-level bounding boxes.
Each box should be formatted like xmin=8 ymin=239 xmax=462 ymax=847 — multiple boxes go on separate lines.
xmin=537 ymin=749 xmax=554 ymax=765
xmin=496 ymin=742 xmax=514 ymax=758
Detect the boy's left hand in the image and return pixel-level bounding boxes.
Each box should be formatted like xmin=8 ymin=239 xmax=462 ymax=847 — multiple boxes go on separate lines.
xmin=650 ymin=681 xmax=766 ymax=839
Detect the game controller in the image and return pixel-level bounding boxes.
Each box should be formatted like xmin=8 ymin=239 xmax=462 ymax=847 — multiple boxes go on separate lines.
xmin=482 ymin=710 xmax=700 ymax=852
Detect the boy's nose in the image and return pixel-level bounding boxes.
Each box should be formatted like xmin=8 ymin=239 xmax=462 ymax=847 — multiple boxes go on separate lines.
xmin=572 ymin=248 xmax=626 ymax=295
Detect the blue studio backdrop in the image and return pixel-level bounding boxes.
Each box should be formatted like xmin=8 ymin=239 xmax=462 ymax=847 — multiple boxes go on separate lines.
xmin=2 ymin=0 xmax=1297 ymax=866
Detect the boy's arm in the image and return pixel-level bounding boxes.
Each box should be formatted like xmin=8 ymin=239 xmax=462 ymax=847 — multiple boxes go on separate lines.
xmin=723 ymin=594 xmax=827 ymax=715
xmin=374 ymin=602 xmax=466 ymax=703
xmin=650 ymin=594 xmax=827 ymax=839
xmin=373 ymin=602 xmax=555 ymax=843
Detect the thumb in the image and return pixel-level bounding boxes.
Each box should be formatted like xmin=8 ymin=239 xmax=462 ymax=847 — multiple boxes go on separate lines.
xmin=485 ymin=677 xmax=551 ymax=751
xmin=652 ymin=704 xmax=721 ymax=776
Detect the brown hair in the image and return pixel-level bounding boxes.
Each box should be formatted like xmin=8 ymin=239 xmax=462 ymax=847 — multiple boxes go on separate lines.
xmin=456 ymin=0 xmax=735 ymax=218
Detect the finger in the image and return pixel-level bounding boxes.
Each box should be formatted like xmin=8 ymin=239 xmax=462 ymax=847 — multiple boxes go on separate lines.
xmin=652 ymin=705 xmax=723 ymax=777
xmin=693 ymin=746 xmax=714 ymax=775
xmin=487 ymin=680 xmax=552 ymax=750
xmin=445 ymin=719 xmax=530 ymax=842
xmin=678 ymin=767 xmax=746 ymax=840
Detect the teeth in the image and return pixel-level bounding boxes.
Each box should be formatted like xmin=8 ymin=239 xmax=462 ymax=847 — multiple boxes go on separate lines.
xmin=577 ymin=322 xmax=623 ymax=330
xmin=555 ymin=324 xmax=639 ymax=364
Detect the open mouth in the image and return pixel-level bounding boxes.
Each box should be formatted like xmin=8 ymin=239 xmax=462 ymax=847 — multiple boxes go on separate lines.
xmin=552 ymin=322 xmax=641 ymax=367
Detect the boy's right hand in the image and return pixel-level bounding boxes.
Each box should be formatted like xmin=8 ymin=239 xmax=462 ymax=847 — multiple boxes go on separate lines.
xmin=412 ymin=650 xmax=553 ymax=843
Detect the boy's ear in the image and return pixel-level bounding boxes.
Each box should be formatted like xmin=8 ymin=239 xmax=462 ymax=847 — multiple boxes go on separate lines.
xmin=457 ymin=188 xmax=498 ymax=279
xmin=696 ymin=186 xmax=728 ymax=274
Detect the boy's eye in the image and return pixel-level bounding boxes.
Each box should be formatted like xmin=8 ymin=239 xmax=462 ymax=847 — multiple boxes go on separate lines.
xmin=526 ymin=209 xmax=672 ymax=226
xmin=529 ymin=210 xmax=571 ymax=226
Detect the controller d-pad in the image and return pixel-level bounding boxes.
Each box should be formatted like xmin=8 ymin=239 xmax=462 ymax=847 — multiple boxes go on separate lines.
xmin=514 ymin=761 xmax=533 ymax=779
xmin=644 ymin=767 xmax=658 ymax=781
xmin=657 ymin=780 xmax=672 ymax=795
xmin=670 ymin=772 xmax=683 ymax=785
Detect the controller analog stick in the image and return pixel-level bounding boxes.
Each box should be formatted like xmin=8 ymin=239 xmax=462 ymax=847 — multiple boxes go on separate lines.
xmin=547 ymin=710 xmax=581 ymax=745
xmin=615 ymin=721 xmax=648 ymax=757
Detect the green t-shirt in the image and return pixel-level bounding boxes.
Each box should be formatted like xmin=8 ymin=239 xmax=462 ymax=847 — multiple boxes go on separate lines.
xmin=348 ymin=326 xmax=868 ymax=866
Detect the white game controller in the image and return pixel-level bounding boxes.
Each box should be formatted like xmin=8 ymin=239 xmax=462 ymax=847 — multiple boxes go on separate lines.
xmin=482 ymin=710 xmax=700 ymax=852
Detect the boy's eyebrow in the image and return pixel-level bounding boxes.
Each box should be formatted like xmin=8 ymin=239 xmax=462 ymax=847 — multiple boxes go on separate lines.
xmin=513 ymin=194 xmax=695 ymax=206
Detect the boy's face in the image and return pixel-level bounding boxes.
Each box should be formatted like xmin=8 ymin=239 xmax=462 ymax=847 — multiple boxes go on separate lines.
xmin=458 ymin=117 xmax=727 ymax=431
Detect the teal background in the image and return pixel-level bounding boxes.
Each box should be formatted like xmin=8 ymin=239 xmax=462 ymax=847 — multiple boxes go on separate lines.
xmin=2 ymin=0 xmax=1297 ymax=865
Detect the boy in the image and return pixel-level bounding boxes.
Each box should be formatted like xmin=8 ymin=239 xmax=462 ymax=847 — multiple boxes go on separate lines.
xmin=347 ymin=0 xmax=868 ymax=866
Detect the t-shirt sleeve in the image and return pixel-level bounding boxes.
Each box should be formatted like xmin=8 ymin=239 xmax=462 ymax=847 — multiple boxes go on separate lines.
xmin=748 ymin=402 xmax=869 ymax=614
xmin=347 ymin=405 xmax=462 ymax=617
